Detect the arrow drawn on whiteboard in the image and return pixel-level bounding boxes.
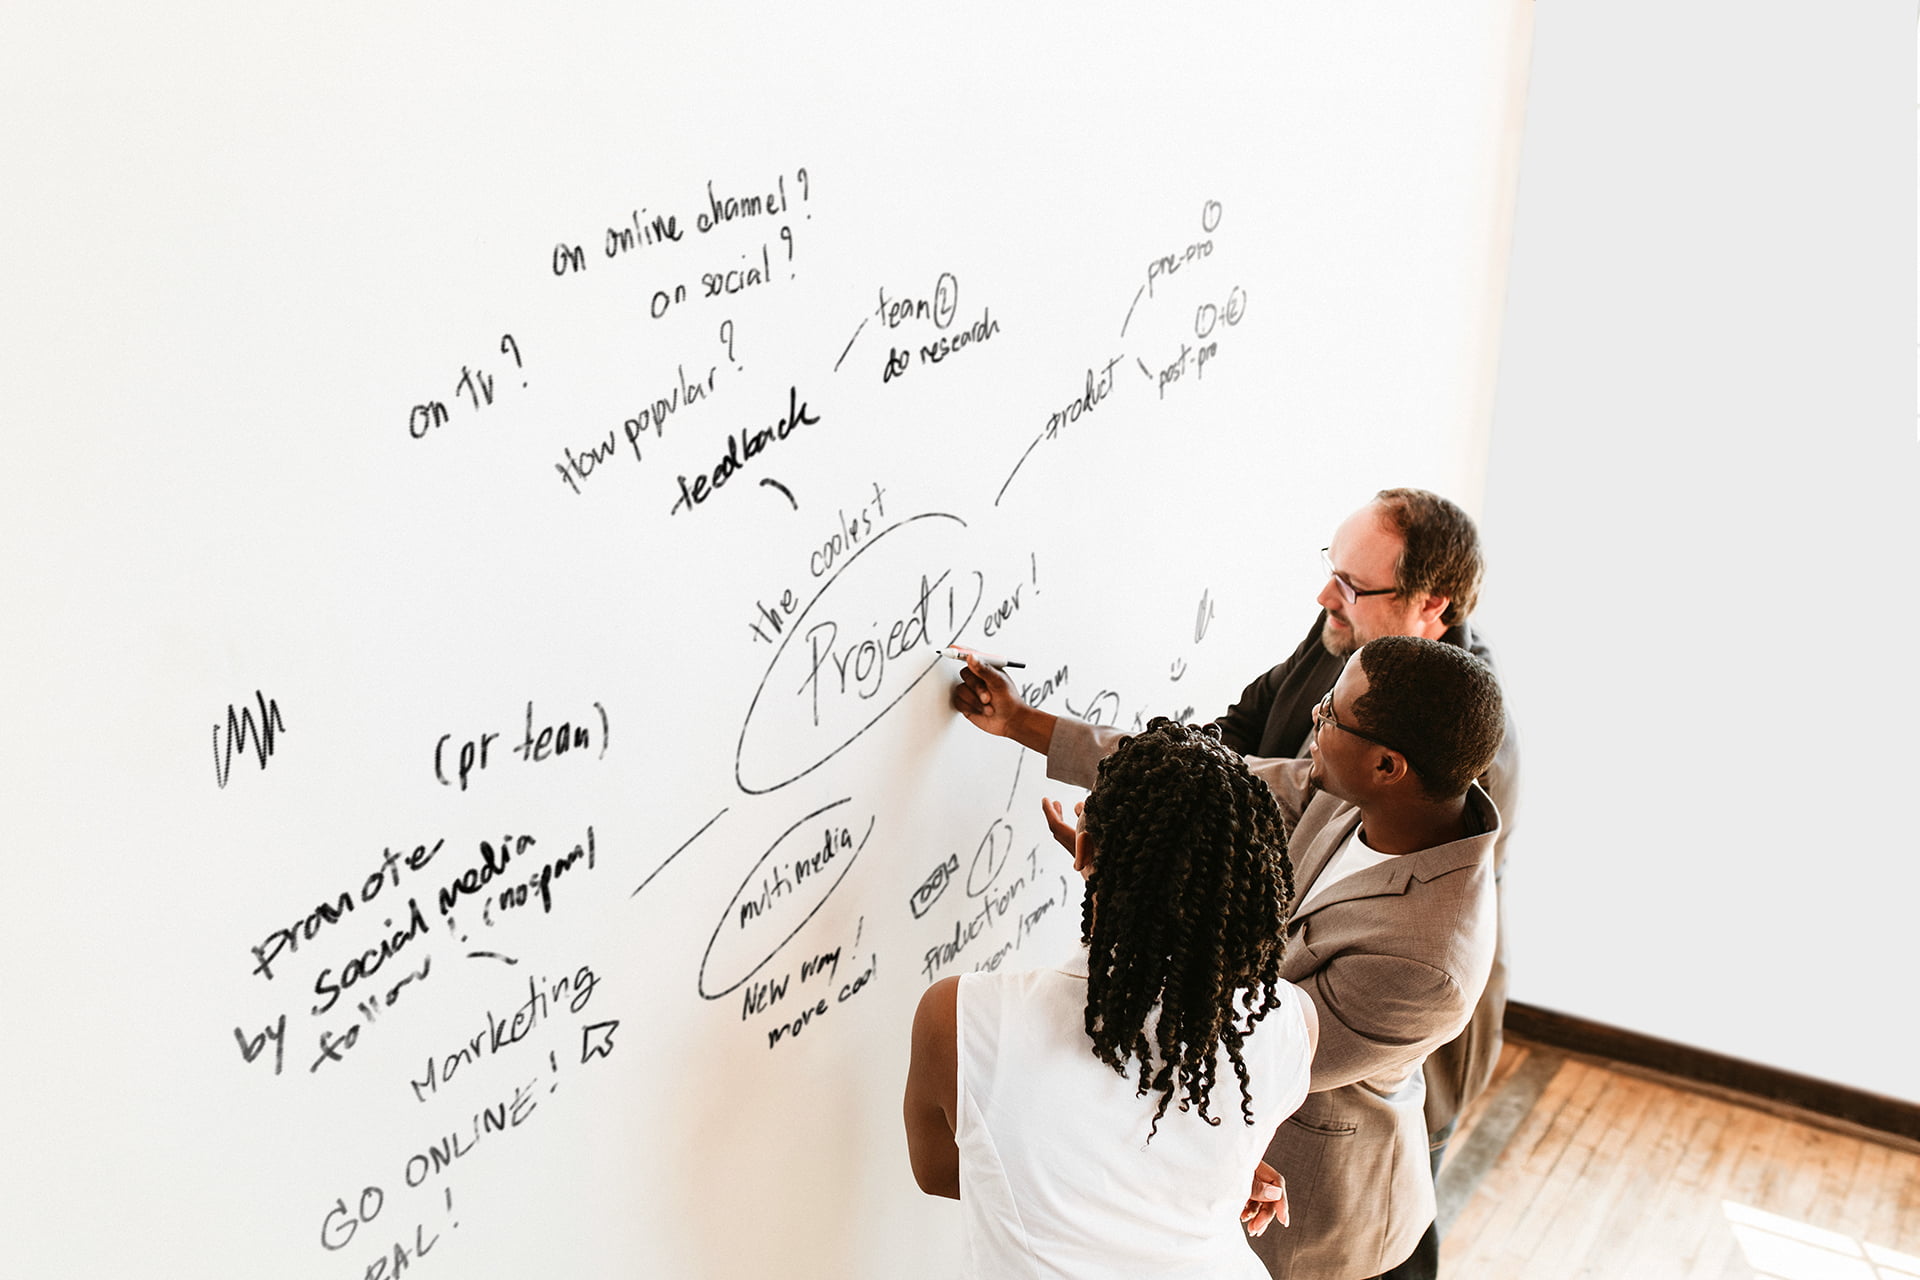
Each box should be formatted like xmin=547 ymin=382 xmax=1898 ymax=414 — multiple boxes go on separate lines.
xmin=581 ymin=1021 xmax=619 ymax=1062
xmin=760 ymin=477 xmax=799 ymax=509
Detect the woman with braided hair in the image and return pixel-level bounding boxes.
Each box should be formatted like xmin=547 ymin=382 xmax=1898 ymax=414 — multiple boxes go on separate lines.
xmin=905 ymin=718 xmax=1318 ymax=1278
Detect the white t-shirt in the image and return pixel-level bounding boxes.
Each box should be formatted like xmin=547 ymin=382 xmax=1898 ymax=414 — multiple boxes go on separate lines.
xmin=1295 ymin=827 xmax=1398 ymax=915
xmin=954 ymin=948 xmax=1314 ymax=1279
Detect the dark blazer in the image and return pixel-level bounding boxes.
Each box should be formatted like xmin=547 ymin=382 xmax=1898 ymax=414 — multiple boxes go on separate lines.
xmin=1214 ymin=613 xmax=1519 ymax=1141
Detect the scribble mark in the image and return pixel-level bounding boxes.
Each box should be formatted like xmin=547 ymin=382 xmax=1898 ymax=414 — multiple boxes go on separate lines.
xmin=1136 ymin=357 xmax=1154 ymax=381
xmin=761 ymin=477 xmax=799 ymax=509
xmin=213 ymin=690 xmax=286 ymax=789
xmin=1169 ymin=659 xmax=1188 ymax=682
xmin=633 ymin=808 xmax=728 ymax=899
xmin=1005 ymin=749 xmax=1026 ymax=813
xmin=467 ymin=951 xmax=520 ymax=965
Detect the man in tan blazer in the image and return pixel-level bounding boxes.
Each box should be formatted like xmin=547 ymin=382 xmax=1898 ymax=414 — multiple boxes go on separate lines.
xmin=1213 ymin=487 xmax=1519 ymax=1224
xmin=954 ymin=636 xmax=1505 ymax=1280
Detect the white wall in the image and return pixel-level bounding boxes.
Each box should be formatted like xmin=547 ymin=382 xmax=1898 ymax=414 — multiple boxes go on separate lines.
xmin=1479 ymin=3 xmax=1918 ymax=1102
xmin=0 ymin=5 xmax=1533 ymax=1276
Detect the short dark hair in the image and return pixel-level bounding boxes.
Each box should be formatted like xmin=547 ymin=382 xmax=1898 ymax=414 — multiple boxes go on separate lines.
xmin=1374 ymin=488 xmax=1484 ymax=626
xmin=1352 ymin=636 xmax=1504 ymax=800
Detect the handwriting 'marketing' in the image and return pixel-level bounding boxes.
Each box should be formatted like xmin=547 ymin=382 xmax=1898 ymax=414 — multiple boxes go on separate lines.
xmin=409 ymin=968 xmax=597 ymax=1103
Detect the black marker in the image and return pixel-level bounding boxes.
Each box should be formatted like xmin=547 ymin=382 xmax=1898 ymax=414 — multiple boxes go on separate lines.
xmin=942 ymin=646 xmax=1026 ymax=670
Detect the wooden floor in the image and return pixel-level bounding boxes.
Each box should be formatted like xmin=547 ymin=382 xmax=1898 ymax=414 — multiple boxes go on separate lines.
xmin=1435 ymin=1037 xmax=1920 ymax=1279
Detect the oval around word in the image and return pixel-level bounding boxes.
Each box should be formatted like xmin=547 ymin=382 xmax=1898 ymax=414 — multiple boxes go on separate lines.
xmin=734 ymin=512 xmax=982 ymax=795
xmin=699 ymin=798 xmax=872 ymax=999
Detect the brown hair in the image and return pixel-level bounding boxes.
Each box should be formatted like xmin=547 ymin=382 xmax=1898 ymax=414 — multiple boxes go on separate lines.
xmin=1374 ymin=488 xmax=1485 ymax=626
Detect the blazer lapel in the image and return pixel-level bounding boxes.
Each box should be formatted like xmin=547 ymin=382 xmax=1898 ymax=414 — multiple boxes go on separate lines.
xmin=1286 ymin=784 xmax=1501 ymax=923
xmin=1287 ymin=795 xmax=1362 ymax=907
xmin=1293 ymin=853 xmax=1418 ymax=921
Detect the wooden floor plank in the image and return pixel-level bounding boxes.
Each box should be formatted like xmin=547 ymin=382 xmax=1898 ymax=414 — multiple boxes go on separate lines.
xmin=1552 ymin=1074 xmax=1694 ymax=1278
xmin=1617 ymin=1096 xmax=1756 ymax=1278
xmin=1832 ymin=1138 xmax=1887 ymax=1241
xmin=1689 ymin=1105 xmax=1791 ymax=1277
xmin=1464 ymin=1057 xmax=1611 ymax=1269
xmin=1886 ymin=1146 xmax=1920 ymax=1256
xmin=1517 ymin=1072 xmax=1662 ymax=1276
xmin=1566 ymin=1087 xmax=1709 ymax=1279
xmin=1858 ymin=1133 xmax=1908 ymax=1252
xmin=1445 ymin=1055 xmax=1592 ymax=1264
xmin=1445 ymin=1039 xmax=1534 ymax=1164
xmin=1430 ymin=1035 xmax=1917 ymax=1279
xmin=1439 ymin=1049 xmax=1561 ymax=1215
xmin=1812 ymin=1124 xmax=1864 ymax=1223
xmin=1436 ymin=1045 xmax=1563 ymax=1258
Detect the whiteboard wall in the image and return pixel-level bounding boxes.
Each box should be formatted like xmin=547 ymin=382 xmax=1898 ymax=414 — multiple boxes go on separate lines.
xmin=0 ymin=6 xmax=1530 ymax=1276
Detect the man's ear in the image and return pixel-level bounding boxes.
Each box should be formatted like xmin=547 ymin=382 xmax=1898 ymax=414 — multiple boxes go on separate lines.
xmin=1375 ymin=749 xmax=1414 ymax=788
xmin=1415 ymin=593 xmax=1450 ymax=630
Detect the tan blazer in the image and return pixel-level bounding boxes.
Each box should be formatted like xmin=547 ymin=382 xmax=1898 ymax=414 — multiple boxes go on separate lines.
xmin=1048 ymin=722 xmax=1500 ymax=1280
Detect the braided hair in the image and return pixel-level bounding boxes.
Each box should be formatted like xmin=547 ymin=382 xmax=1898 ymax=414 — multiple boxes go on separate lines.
xmin=1078 ymin=718 xmax=1296 ymax=1139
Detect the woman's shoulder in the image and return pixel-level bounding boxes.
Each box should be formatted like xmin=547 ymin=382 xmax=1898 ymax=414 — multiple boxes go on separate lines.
xmin=1236 ymin=981 xmax=1318 ymax=1071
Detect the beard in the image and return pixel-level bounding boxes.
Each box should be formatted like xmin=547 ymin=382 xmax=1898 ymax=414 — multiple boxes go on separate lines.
xmin=1318 ymin=612 xmax=1358 ymax=658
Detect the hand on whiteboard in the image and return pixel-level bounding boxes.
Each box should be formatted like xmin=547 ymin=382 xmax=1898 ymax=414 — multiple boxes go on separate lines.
xmin=1040 ymin=797 xmax=1082 ymax=863
xmin=952 ymin=652 xmax=1052 ymax=754
xmin=952 ymin=652 xmax=1013 ymax=727
xmin=1240 ymin=1160 xmax=1289 ymax=1237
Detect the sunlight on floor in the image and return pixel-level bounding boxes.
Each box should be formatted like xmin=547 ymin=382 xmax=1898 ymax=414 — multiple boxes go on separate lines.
xmin=1724 ymin=1201 xmax=1920 ymax=1280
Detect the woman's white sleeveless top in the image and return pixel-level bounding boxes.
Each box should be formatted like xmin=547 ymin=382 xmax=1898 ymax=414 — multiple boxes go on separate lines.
xmin=954 ymin=949 xmax=1312 ymax=1279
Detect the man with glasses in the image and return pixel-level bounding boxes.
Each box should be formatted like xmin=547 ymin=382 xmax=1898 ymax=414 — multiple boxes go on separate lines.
xmin=1215 ymin=489 xmax=1497 ymax=763
xmin=952 ymin=636 xmax=1506 ymax=1280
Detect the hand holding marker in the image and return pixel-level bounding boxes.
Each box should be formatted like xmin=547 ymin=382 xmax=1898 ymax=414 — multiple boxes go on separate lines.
xmin=941 ymin=646 xmax=1025 ymax=670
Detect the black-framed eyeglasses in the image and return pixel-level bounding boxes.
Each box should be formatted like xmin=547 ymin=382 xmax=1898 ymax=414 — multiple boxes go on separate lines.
xmin=1313 ymin=688 xmax=1414 ymax=767
xmin=1321 ymin=547 xmax=1398 ymax=606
